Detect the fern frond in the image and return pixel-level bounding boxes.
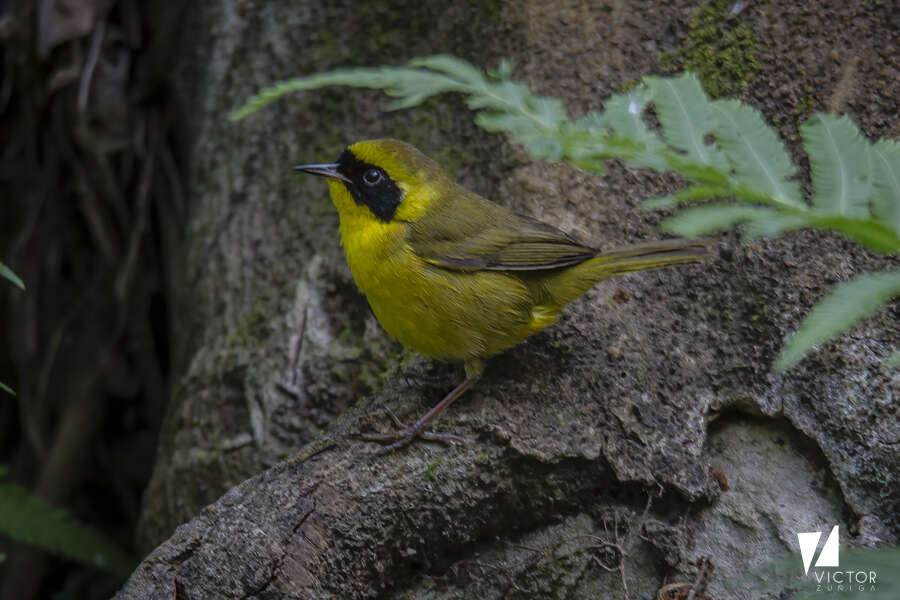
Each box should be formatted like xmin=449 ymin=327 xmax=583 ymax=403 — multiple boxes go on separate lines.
xmin=660 ymin=203 xmax=778 ymax=237
xmin=803 ymin=213 xmax=900 ymax=253
xmin=409 ymin=55 xmax=487 ymax=87
xmin=710 ymin=99 xmax=804 ymax=208
xmin=774 ymin=270 xmax=900 ymax=371
xmin=740 ymin=213 xmax=810 ymax=242
xmin=229 ymin=65 xmax=465 ymax=121
xmin=641 ymin=184 xmax=735 ymax=212
xmin=645 ymin=73 xmax=729 ymax=171
xmin=598 ymin=88 xmax=668 ymax=171
xmin=802 ymin=114 xmax=873 ymax=218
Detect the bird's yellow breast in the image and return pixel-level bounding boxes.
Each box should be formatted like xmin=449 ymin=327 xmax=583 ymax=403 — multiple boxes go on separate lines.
xmin=327 ymin=180 xmax=553 ymax=364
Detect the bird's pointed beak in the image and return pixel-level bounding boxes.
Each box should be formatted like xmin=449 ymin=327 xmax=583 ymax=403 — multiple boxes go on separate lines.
xmin=293 ymin=163 xmax=351 ymax=184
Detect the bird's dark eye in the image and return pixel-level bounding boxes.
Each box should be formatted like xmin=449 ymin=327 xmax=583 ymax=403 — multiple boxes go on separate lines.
xmin=362 ymin=168 xmax=383 ymax=186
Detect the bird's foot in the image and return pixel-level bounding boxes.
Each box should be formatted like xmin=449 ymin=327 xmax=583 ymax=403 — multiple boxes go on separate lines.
xmin=361 ymin=409 xmax=467 ymax=454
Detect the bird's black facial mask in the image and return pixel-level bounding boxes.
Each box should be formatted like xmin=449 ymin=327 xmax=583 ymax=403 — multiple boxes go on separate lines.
xmin=336 ymin=149 xmax=404 ymax=223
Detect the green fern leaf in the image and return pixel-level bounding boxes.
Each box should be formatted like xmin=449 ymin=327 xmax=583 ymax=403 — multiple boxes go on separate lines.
xmin=741 ymin=213 xmax=810 ymax=242
xmin=228 ymin=66 xmax=464 ymax=120
xmin=641 ymin=195 xmax=679 ymax=211
xmin=532 ymin=96 xmax=568 ymax=128
xmin=660 ymin=203 xmax=778 ymax=237
xmin=525 ymin=137 xmax=564 ymax=161
xmin=710 ymin=99 xmax=804 ymax=208
xmin=474 ymin=111 xmax=535 ymax=134
xmin=487 ymin=58 xmax=516 ymax=80
xmin=0 ymin=481 xmax=135 ymax=576
xmin=801 ymin=114 xmax=873 ymax=218
xmin=804 ymin=214 xmax=900 ymax=253
xmin=557 ymin=124 xmax=610 ymax=172
xmin=664 ymin=154 xmax=732 ymax=187
xmin=600 ymin=89 xmax=667 ymax=170
xmin=871 ymin=139 xmax=900 ymax=236
xmin=645 ymin=73 xmax=728 ymax=171
xmin=468 ymin=79 xmax=528 ymax=111
xmin=413 ymin=55 xmax=567 ymax=133
xmin=0 ymin=262 xmax=24 ymax=290
xmin=774 ymin=270 xmax=900 ymax=371
xmin=556 ymin=131 xmax=608 ymax=173
xmin=409 ymin=54 xmax=487 ymax=86
xmin=571 ymin=110 xmax=605 ymax=131
xmin=641 ymin=184 xmax=734 ymax=211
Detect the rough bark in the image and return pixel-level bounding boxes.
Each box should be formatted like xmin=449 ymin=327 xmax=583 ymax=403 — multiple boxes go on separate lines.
xmin=126 ymin=1 xmax=899 ymax=598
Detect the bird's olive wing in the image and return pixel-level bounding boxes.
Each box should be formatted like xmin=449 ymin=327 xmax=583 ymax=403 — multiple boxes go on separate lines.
xmin=407 ymin=192 xmax=598 ymax=272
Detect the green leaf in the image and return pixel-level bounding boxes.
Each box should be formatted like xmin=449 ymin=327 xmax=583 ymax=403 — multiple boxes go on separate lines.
xmin=871 ymin=139 xmax=900 ymax=236
xmin=0 ymin=262 xmax=24 ymax=290
xmin=557 ymin=127 xmax=610 ymax=172
xmin=774 ymin=270 xmax=900 ymax=371
xmin=468 ymin=79 xmax=528 ymax=111
xmin=532 ymin=96 xmax=568 ymax=128
xmin=409 ymin=54 xmax=487 ymax=87
xmin=710 ymin=99 xmax=804 ymax=208
xmin=804 ymin=213 xmax=900 ymax=253
xmin=598 ymin=88 xmax=667 ymax=170
xmin=675 ymin=184 xmax=734 ymax=205
xmin=487 ymin=58 xmax=515 ymax=80
xmin=0 ymin=482 xmax=136 ymax=576
xmin=474 ymin=111 xmax=535 ymax=133
xmin=801 ymin=114 xmax=872 ymax=218
xmin=571 ymin=110 xmax=606 ymax=131
xmin=663 ymin=154 xmax=731 ymax=187
xmin=741 ymin=212 xmax=810 ymax=242
xmin=660 ymin=203 xmax=778 ymax=237
xmin=229 ymin=65 xmax=467 ymax=120
xmin=520 ymin=135 xmax=563 ymax=161
xmin=645 ymin=73 xmax=728 ymax=170
xmin=641 ymin=195 xmax=679 ymax=211
xmin=0 ymin=381 xmax=13 ymax=396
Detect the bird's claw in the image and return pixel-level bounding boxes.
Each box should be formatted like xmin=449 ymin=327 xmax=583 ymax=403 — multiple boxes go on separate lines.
xmin=361 ymin=409 xmax=468 ymax=454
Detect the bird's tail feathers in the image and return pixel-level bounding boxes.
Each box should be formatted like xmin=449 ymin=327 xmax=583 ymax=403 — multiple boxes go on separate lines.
xmin=588 ymin=238 xmax=710 ymax=276
xmin=541 ymin=238 xmax=709 ymax=308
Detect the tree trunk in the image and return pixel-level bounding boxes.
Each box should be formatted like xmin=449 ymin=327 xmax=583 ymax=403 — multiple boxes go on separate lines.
xmin=125 ymin=1 xmax=900 ymax=597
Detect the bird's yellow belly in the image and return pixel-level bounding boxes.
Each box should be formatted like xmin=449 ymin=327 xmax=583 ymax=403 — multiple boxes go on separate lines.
xmin=365 ymin=265 xmax=477 ymax=361
xmin=342 ymin=222 xmax=553 ymax=362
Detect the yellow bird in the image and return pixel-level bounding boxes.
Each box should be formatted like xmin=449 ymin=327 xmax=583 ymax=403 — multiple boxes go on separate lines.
xmin=296 ymin=139 xmax=707 ymax=451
